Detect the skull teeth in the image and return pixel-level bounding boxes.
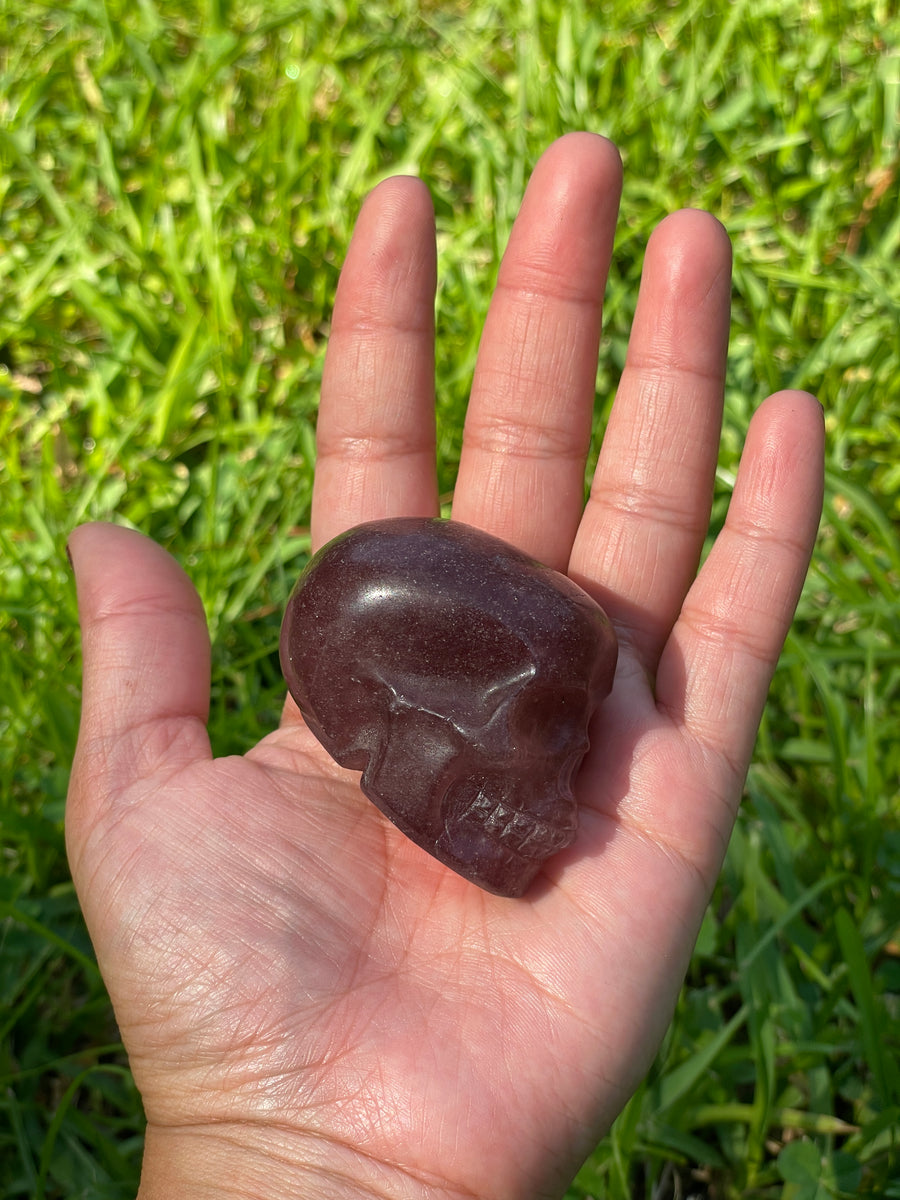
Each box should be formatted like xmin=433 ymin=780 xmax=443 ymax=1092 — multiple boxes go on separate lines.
xmin=467 ymin=790 xmax=575 ymax=857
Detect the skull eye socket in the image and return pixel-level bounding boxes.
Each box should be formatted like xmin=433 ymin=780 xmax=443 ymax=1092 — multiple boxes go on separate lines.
xmin=511 ymin=685 xmax=591 ymax=757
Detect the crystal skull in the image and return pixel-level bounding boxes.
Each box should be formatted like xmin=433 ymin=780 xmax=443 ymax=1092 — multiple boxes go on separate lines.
xmin=280 ymin=517 xmax=617 ymax=896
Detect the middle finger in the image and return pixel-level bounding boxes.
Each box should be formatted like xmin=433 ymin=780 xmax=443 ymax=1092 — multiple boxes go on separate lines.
xmin=570 ymin=208 xmax=733 ymax=674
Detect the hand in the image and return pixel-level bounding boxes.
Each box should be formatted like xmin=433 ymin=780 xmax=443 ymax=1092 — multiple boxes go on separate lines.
xmin=66 ymin=133 xmax=824 ymax=1200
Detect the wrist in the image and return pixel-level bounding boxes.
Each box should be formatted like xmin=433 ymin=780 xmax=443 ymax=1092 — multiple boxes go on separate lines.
xmin=137 ymin=1122 xmax=451 ymax=1200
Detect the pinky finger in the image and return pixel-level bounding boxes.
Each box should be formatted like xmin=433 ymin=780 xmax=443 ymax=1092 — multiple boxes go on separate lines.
xmin=656 ymin=390 xmax=824 ymax=786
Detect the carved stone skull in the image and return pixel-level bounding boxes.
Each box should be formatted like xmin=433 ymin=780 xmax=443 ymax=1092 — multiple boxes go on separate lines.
xmin=280 ymin=517 xmax=618 ymax=896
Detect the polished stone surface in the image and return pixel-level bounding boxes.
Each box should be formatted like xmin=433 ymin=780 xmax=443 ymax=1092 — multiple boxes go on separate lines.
xmin=281 ymin=518 xmax=617 ymax=896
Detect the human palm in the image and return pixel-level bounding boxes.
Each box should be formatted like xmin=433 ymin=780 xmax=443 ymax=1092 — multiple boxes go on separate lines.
xmin=66 ymin=135 xmax=824 ymax=1200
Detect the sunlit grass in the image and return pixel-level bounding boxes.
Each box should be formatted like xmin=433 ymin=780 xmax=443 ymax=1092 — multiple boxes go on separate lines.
xmin=2 ymin=0 xmax=898 ymax=1196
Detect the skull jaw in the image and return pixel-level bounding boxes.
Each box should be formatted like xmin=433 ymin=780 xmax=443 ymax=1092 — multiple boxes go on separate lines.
xmin=355 ymin=706 xmax=580 ymax=898
xmin=434 ymin=821 xmax=544 ymax=897
xmin=357 ymin=776 xmax=552 ymax=898
xmin=434 ymin=774 xmax=578 ymax=897
xmin=357 ymin=765 xmax=577 ymax=897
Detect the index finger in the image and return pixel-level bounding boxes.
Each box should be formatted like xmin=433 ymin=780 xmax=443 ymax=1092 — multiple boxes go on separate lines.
xmin=312 ymin=176 xmax=439 ymax=550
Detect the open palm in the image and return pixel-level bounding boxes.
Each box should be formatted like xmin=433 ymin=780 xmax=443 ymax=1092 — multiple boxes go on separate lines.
xmin=66 ymin=134 xmax=824 ymax=1200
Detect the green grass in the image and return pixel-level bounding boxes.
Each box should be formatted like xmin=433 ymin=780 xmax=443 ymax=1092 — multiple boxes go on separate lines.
xmin=1 ymin=0 xmax=898 ymax=1196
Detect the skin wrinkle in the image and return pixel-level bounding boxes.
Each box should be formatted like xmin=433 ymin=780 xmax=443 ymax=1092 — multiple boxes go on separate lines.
xmin=674 ymin=611 xmax=780 ymax=696
xmin=497 ymin=952 xmax=585 ymax=1028
xmin=312 ymin=177 xmax=438 ymax=550
xmin=314 ymin=1021 xmax=489 ymax=1196
xmin=657 ymin=636 xmax=769 ymax=781
xmin=452 ymin=145 xmax=619 ymax=573
xmin=687 ymin=250 xmax=733 ymax=314
xmin=320 ymin=341 xmax=429 ymax=435
xmin=576 ymin=524 xmax=695 ymax=663
xmin=471 ymin=306 xmax=593 ymax=424
xmin=577 ymin=720 xmax=735 ymax=897
xmin=137 ymin=1007 xmax=326 ymax=1122
xmin=728 ymin=506 xmax=819 ymax=558
xmin=97 ymin=712 xmax=211 ymax=775
xmin=613 ymin=777 xmax=732 ymax=895
xmin=345 ymin=326 xmax=423 ymax=374
xmin=461 ymin=318 xmax=594 ymax=535
xmin=156 ymin=1120 xmax=479 ymax=1200
xmin=588 ymin=475 xmax=710 ymax=533
xmin=81 ymin=609 xmax=205 ymax=655
xmin=682 ymin=548 xmax=800 ymax=640
xmin=591 ymin=405 xmax=717 ymax=515
xmin=489 ymin=140 xmax=621 ymax=293
xmin=482 ymin=940 xmax=569 ymax=1055
xmin=328 ymin=469 xmax=391 ymax=524
xmin=491 ymin=207 xmax=616 ymax=313
xmin=110 ymin=787 xmax=366 ymax=985
xmin=331 ymin=301 xmax=435 ymax=337
xmin=457 ymin=453 xmax=586 ymax=570
xmin=623 ymin=351 xmax=727 ymax=392
xmin=492 ymin=272 xmax=604 ymax=311
xmin=535 ymin=877 xmax=695 ymax=1158
xmin=368 ymin=263 xmax=436 ymax=331
xmin=462 ymin=408 xmax=589 ymax=464
xmin=613 ymin=377 xmax=715 ymax=457
xmin=317 ymin=429 xmax=436 ymax=467
xmin=69 ymin=720 xmax=212 ymax=852
xmin=84 ymin=595 xmax=209 ymax=629
xmin=474 ymin=455 xmax=573 ymax=520
xmin=69 ymin=816 xmax=155 ymax=947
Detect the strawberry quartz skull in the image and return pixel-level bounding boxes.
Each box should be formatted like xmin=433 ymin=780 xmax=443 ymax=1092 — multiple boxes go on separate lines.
xmin=280 ymin=518 xmax=617 ymax=897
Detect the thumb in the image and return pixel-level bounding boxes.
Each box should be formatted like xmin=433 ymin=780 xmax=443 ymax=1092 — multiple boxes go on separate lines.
xmin=66 ymin=523 xmax=212 ymax=850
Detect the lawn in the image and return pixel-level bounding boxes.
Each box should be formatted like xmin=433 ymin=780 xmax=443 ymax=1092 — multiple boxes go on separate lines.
xmin=1 ymin=0 xmax=898 ymax=1196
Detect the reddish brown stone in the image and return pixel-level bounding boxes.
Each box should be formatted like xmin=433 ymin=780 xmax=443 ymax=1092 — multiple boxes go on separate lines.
xmin=281 ymin=518 xmax=617 ymax=896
